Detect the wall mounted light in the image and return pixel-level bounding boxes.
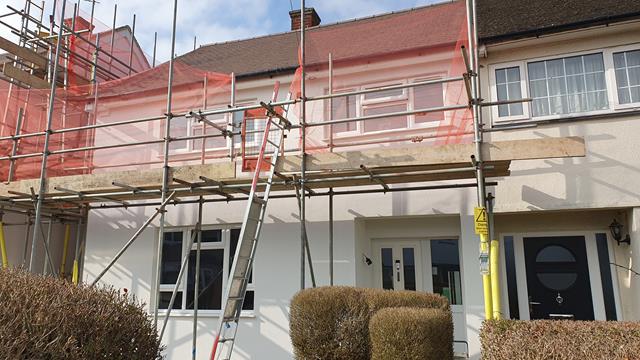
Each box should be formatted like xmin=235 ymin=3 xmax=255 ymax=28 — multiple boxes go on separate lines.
xmin=609 ymin=219 xmax=631 ymax=246
xmin=362 ymin=254 xmax=372 ymax=266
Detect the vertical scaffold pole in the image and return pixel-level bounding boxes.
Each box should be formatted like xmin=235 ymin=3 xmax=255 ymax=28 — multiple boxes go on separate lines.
xmin=191 ymin=198 xmax=203 ymax=360
xmin=229 ymin=72 xmax=236 ymax=161
xmin=465 ymin=0 xmax=492 ymax=320
xmin=153 ymin=0 xmax=179 ymax=329
xmin=128 ymin=14 xmax=136 ymax=75
xmin=30 ymin=0 xmax=66 ymax=274
xmin=299 ymin=0 xmax=307 ymax=291
xmin=328 ymin=53 xmax=333 ymax=152
xmin=329 ymin=188 xmax=334 ymax=286
xmin=108 ymin=4 xmax=117 ymax=73
xmin=152 ymin=32 xmax=158 ymax=67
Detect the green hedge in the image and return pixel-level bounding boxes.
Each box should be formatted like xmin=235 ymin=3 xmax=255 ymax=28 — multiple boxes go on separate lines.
xmin=370 ymin=307 xmax=453 ymax=360
xmin=0 ymin=268 xmax=162 ymax=359
xmin=481 ymin=319 xmax=640 ymax=360
xmin=289 ymin=286 xmax=450 ymax=360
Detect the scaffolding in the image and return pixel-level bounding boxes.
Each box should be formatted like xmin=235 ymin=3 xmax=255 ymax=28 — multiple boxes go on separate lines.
xmin=0 ymin=0 xmax=587 ymax=359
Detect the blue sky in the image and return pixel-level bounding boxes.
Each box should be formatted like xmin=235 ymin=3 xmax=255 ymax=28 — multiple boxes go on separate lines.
xmin=2 ymin=0 xmax=441 ymax=63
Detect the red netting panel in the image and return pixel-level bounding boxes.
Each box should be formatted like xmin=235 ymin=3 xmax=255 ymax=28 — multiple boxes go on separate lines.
xmin=290 ymin=1 xmax=472 ymax=154
xmin=0 ymin=3 xmax=234 ymax=182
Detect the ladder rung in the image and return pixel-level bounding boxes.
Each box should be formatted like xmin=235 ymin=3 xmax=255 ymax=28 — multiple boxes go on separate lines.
xmin=252 ymin=197 xmax=267 ymax=205
xmin=269 ymin=120 xmax=284 ymax=129
xmin=266 ymin=139 xmax=279 ymax=147
xmin=228 ymin=296 xmax=244 ymax=300
xmin=218 ymin=337 xmax=235 ymax=343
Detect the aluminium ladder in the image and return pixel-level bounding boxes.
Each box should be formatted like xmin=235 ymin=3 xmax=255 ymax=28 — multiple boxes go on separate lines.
xmin=211 ymin=83 xmax=291 ymax=360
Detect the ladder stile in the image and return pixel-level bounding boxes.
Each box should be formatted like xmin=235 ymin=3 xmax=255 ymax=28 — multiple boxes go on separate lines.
xmin=211 ymin=84 xmax=292 ymax=360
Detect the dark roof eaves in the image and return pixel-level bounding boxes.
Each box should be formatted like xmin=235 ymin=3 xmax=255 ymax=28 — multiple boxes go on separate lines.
xmin=480 ymin=12 xmax=640 ymax=44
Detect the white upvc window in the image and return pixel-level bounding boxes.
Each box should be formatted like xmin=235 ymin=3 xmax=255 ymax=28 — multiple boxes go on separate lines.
xmin=610 ymin=47 xmax=640 ymax=107
xmin=157 ymin=226 xmax=254 ymax=314
xmin=166 ymin=109 xmax=229 ymax=154
xmin=327 ymin=77 xmax=445 ymax=137
xmin=490 ymin=44 xmax=640 ymax=125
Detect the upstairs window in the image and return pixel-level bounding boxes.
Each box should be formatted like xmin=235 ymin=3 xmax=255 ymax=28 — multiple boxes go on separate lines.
xmin=527 ymin=53 xmax=608 ymax=117
xmin=495 ymin=67 xmax=524 ymax=117
xmin=326 ymin=79 xmax=445 ymax=137
xmin=613 ymin=49 xmax=640 ymax=105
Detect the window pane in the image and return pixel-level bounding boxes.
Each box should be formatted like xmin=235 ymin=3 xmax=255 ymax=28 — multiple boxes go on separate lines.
xmin=169 ymin=117 xmax=188 ymax=151
xmin=527 ymin=53 xmax=608 ymax=116
xmin=186 ymin=249 xmax=224 ymax=310
xmin=381 ymin=248 xmax=394 ymax=290
xmin=629 ymin=68 xmax=640 ymax=86
xmin=193 ymin=125 xmax=227 ymax=150
xmin=330 ymin=94 xmax=357 ymax=133
xmin=402 ymin=248 xmax=416 ymax=291
xmin=613 ymin=52 xmax=626 ymax=69
xmin=161 ymin=231 xmax=183 ymax=284
xmin=627 ymin=50 xmax=640 ymax=66
xmin=243 ymin=290 xmax=255 ymax=310
xmin=495 ymin=66 xmax=523 ymax=118
xmin=159 ymin=291 xmax=182 ymax=309
xmin=414 ymin=83 xmax=444 ymax=123
xmin=201 ymin=229 xmax=222 ymax=243
xmin=362 ymin=104 xmax=407 ymax=132
xmin=364 ymin=86 xmax=404 ymax=100
xmin=430 ymin=239 xmax=462 ymax=305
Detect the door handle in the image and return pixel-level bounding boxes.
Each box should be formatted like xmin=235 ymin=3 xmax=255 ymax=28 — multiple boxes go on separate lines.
xmin=529 ymin=301 xmax=541 ymax=305
xmin=395 ymin=260 xmax=401 ymax=282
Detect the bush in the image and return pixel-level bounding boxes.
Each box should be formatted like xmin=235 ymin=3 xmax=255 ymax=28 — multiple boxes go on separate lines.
xmin=481 ymin=319 xmax=640 ymax=360
xmin=290 ymin=286 xmax=370 ymax=360
xmin=0 ymin=268 xmax=162 ymax=359
xmin=289 ymin=286 xmax=450 ymax=360
xmin=363 ymin=288 xmax=450 ymax=313
xmin=370 ymin=307 xmax=453 ymax=360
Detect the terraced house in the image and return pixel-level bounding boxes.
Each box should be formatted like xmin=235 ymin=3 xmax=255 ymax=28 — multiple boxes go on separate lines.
xmin=0 ymin=0 xmax=639 ymax=359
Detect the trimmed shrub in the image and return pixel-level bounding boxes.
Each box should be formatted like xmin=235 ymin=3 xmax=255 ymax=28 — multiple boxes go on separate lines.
xmin=0 ymin=268 xmax=162 ymax=359
xmin=363 ymin=288 xmax=450 ymax=313
xmin=290 ymin=286 xmax=451 ymax=359
xmin=370 ymin=307 xmax=453 ymax=360
xmin=290 ymin=286 xmax=370 ymax=360
xmin=481 ymin=319 xmax=640 ymax=360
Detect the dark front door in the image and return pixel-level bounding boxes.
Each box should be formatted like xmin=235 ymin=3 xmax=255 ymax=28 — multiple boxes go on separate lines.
xmin=523 ymin=236 xmax=594 ymax=320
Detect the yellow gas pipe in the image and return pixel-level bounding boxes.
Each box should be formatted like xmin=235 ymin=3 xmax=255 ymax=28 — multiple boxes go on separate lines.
xmin=480 ymin=233 xmax=493 ymax=320
xmin=0 ymin=221 xmax=8 ymax=269
xmin=59 ymin=224 xmax=71 ymax=278
xmin=490 ymin=239 xmax=501 ymax=319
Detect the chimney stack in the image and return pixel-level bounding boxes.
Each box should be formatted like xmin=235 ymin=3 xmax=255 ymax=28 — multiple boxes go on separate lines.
xmin=289 ymin=7 xmax=321 ymax=31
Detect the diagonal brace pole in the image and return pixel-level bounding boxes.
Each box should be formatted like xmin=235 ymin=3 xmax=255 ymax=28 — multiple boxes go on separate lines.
xmin=90 ymin=192 xmax=176 ymax=286
xmin=294 ymin=182 xmax=316 ymax=287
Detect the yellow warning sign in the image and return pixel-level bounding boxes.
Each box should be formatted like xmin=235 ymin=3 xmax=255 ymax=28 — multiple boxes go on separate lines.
xmin=474 ymin=207 xmax=488 ymax=236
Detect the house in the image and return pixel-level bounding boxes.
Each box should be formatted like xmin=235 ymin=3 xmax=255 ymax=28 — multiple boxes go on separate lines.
xmin=0 ymin=0 xmax=639 ymax=359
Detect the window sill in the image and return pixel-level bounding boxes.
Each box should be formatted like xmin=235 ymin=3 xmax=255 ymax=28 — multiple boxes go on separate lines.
xmin=492 ymin=107 xmax=640 ymax=128
xmin=154 ymin=310 xmax=256 ymax=319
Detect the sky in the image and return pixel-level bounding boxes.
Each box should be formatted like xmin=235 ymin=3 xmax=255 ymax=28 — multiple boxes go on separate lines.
xmin=1 ymin=0 xmax=441 ymax=63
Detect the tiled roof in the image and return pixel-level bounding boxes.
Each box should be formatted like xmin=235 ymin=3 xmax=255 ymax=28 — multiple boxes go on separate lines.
xmin=178 ymin=1 xmax=467 ymax=77
xmin=477 ymin=0 xmax=640 ymax=43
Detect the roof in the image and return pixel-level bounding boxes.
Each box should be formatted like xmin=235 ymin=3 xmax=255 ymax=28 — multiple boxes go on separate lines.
xmin=178 ymin=0 xmax=467 ymax=77
xmin=477 ymin=0 xmax=640 ymax=43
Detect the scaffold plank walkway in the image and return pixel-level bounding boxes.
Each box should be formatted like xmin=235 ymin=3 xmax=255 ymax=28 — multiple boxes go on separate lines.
xmin=0 ymin=136 xmax=585 ymax=209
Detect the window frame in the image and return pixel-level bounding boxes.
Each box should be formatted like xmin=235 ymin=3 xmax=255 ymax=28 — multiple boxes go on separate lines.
xmin=604 ymin=44 xmax=640 ymax=110
xmin=326 ymin=76 xmax=447 ymax=138
xmin=489 ymin=45 xmax=640 ymax=125
xmin=156 ymin=225 xmax=255 ymax=317
xmin=488 ymin=61 xmax=531 ymax=123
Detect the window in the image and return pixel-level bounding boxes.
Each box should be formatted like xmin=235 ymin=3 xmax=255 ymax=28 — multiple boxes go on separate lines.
xmin=528 ymin=53 xmax=608 ymax=117
xmin=329 ymin=92 xmax=357 ymax=134
xmin=166 ymin=107 xmax=231 ymax=154
xmin=327 ymin=79 xmax=444 ymax=136
xmin=495 ymin=67 xmax=524 ymax=117
xmin=430 ymin=239 xmax=462 ymax=305
xmin=613 ymin=49 xmax=640 ymax=105
xmin=158 ymin=227 xmax=254 ymax=312
xmin=413 ymin=82 xmax=444 ymax=124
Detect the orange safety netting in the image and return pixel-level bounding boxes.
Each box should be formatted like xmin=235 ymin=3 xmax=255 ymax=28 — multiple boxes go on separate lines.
xmin=290 ymin=1 xmax=473 ymax=154
xmin=1 ymin=2 xmax=474 ymax=183
xmin=0 ymin=6 xmax=232 ymax=182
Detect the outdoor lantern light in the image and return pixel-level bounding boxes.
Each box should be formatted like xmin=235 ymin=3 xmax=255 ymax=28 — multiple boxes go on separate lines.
xmin=609 ymin=219 xmax=631 ymax=246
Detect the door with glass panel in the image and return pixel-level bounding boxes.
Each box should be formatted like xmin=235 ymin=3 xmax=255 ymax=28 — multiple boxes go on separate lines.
xmin=373 ymin=240 xmax=423 ymax=291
